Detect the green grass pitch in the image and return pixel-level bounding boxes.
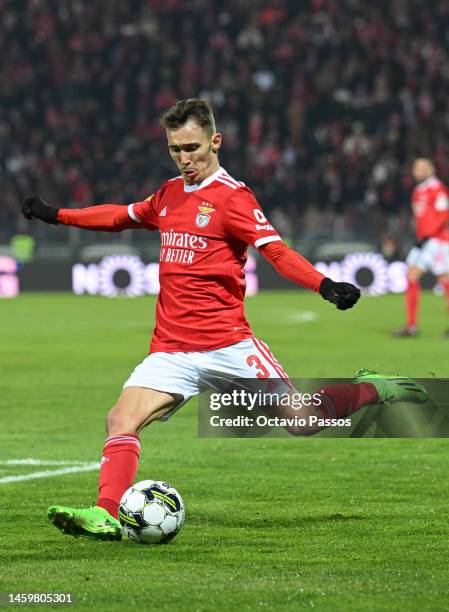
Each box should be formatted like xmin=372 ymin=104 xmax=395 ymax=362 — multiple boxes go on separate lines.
xmin=1 ymin=290 xmax=449 ymax=610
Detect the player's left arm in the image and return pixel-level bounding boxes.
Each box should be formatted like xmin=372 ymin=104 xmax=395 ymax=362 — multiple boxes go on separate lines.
xmin=260 ymin=241 xmax=360 ymax=310
xmin=223 ymin=187 xmax=360 ymax=310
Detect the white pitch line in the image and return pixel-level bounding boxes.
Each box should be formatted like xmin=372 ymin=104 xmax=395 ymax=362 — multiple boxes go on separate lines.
xmin=0 ymin=459 xmax=96 ymax=466
xmin=288 ymin=311 xmax=318 ymax=323
xmin=0 ymin=463 xmax=100 ymax=484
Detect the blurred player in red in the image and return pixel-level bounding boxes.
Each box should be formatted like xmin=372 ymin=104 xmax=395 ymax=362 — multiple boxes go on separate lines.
xmin=22 ymin=99 xmax=426 ymax=540
xmin=394 ymin=158 xmax=449 ymax=337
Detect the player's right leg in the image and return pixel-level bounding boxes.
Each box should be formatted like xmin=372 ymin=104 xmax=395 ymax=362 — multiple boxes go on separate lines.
xmin=393 ymin=262 xmax=423 ymax=337
xmin=48 ymin=388 xmax=181 ymax=541
xmin=48 ymin=351 xmax=198 ymax=541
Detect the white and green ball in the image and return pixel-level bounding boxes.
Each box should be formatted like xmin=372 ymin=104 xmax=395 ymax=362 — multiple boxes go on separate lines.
xmin=119 ymin=480 xmax=185 ymax=544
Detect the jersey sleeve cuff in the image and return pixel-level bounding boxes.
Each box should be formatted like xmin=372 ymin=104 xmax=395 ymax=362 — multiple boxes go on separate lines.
xmin=128 ymin=204 xmax=142 ymax=223
xmin=254 ymin=235 xmax=282 ymax=249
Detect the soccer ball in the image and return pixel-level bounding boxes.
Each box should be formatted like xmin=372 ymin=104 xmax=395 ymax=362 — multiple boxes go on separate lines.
xmin=119 ymin=480 xmax=185 ymax=544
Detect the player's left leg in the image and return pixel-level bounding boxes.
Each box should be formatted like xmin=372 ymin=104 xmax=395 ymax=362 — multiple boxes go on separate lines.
xmin=200 ymin=338 xmax=376 ymax=436
xmin=275 ymin=381 xmax=379 ymax=436
xmin=261 ymin=369 xmax=427 ymax=437
xmin=200 ymin=339 xmax=427 ymax=437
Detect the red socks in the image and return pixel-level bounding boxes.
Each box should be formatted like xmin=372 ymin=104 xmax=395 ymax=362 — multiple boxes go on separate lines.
xmin=97 ymin=434 xmax=140 ymax=519
xmin=319 ymin=383 xmax=380 ymax=419
xmin=406 ymin=280 xmax=420 ymax=328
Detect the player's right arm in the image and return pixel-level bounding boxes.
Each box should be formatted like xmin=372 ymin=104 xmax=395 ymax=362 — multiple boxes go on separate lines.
xmin=22 ymin=194 xmax=159 ymax=231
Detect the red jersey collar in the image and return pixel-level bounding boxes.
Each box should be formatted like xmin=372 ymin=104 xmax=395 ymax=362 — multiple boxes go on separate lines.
xmin=183 ymin=167 xmax=224 ymax=193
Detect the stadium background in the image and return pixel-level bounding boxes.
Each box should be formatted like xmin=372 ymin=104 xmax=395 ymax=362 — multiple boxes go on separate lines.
xmin=2 ymin=0 xmax=449 ymax=271
xmin=2 ymin=3 xmax=449 ymax=610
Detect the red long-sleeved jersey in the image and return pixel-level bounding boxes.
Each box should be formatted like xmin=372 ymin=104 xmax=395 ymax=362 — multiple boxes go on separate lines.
xmin=58 ymin=168 xmax=324 ymax=353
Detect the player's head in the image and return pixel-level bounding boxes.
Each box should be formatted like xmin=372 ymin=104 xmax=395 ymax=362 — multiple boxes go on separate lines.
xmin=412 ymin=158 xmax=435 ymax=183
xmin=160 ymin=98 xmax=222 ymax=185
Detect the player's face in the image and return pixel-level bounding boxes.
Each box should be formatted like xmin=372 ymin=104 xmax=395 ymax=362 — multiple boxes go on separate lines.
xmin=166 ymin=120 xmax=222 ymax=185
xmin=412 ymin=159 xmax=434 ymax=183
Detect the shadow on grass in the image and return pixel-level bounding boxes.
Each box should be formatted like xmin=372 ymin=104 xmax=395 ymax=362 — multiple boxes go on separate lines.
xmin=3 ymin=514 xmax=371 ymax=563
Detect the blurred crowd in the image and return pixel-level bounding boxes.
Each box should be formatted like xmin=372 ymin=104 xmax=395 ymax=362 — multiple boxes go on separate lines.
xmin=2 ymin=0 xmax=449 ymax=243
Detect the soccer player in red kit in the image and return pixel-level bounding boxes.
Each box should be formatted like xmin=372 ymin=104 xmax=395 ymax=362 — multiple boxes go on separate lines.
xmin=22 ymin=99 xmax=427 ymax=540
xmin=394 ymin=158 xmax=449 ymax=337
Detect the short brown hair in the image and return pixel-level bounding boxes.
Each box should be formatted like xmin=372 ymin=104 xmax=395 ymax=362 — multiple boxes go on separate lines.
xmin=160 ymin=98 xmax=216 ymax=136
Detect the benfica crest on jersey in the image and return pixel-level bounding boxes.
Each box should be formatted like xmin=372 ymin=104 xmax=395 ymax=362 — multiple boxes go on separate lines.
xmin=195 ymin=202 xmax=215 ymax=228
xmin=196 ymin=214 xmax=210 ymax=227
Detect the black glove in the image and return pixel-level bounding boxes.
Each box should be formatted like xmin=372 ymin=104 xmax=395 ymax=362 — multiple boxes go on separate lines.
xmin=319 ymin=277 xmax=361 ymax=310
xmin=414 ymin=238 xmax=428 ymax=249
xmin=22 ymin=196 xmax=59 ymax=225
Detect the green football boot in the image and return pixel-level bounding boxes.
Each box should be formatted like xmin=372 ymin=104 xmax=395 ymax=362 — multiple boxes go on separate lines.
xmin=47 ymin=505 xmax=122 ymax=541
xmin=354 ymin=368 xmax=428 ymax=405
